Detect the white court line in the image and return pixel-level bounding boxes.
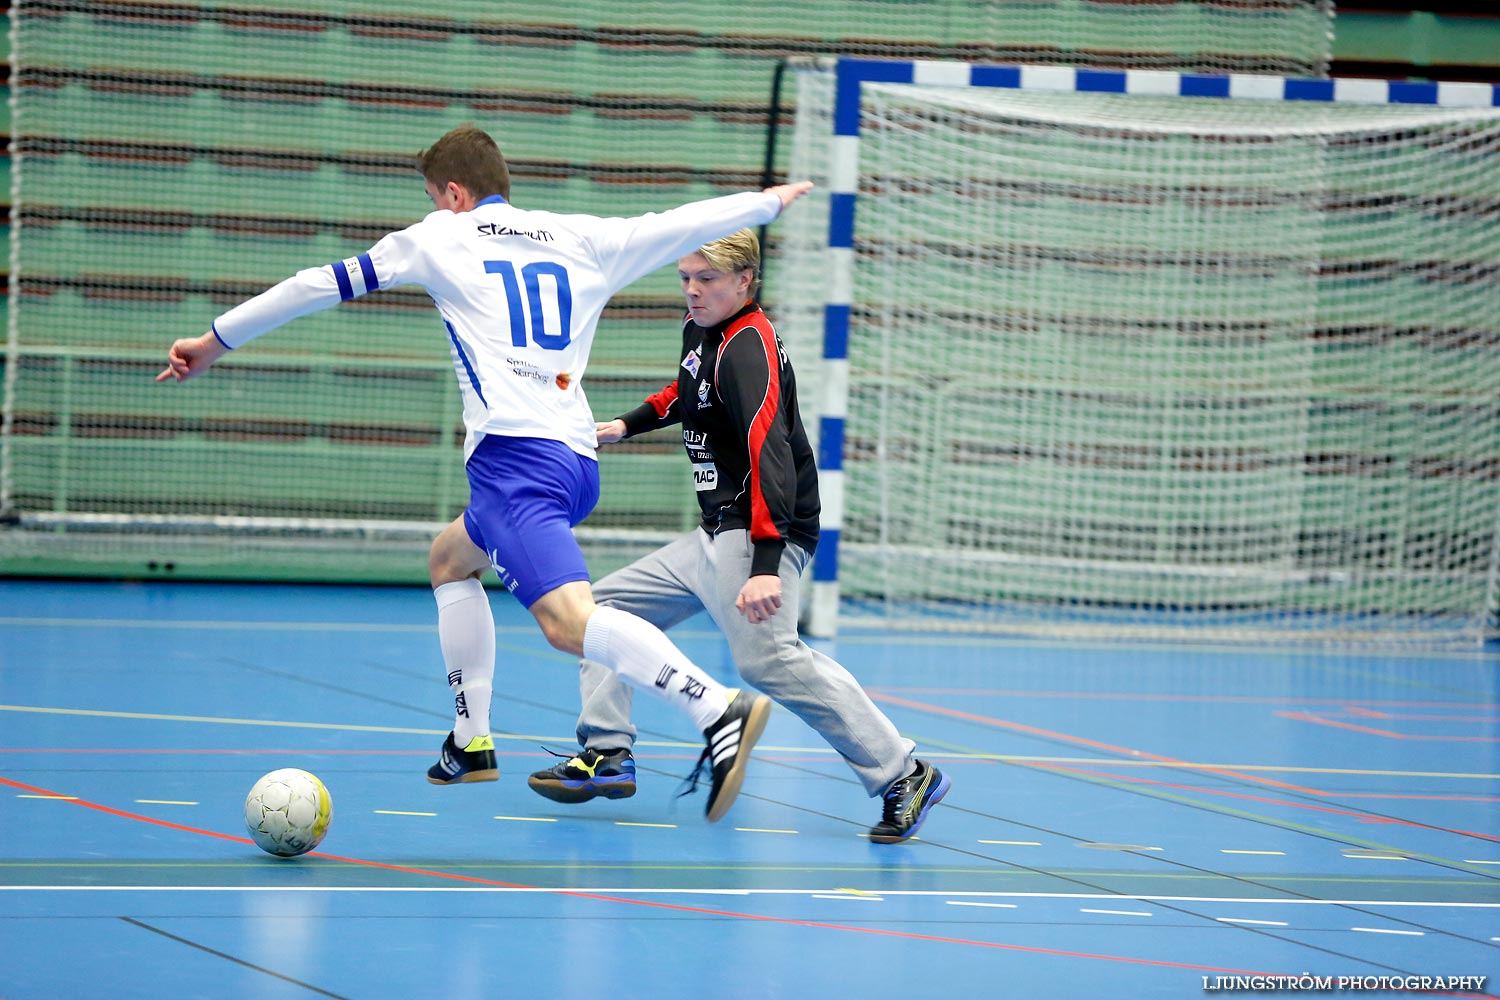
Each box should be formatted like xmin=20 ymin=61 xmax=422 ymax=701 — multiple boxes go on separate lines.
xmin=3 ymin=888 xmax=1494 ymax=908
xmin=813 ymin=894 xmax=883 ymax=902
xmin=1351 ymin=928 xmax=1424 ymax=936
xmin=7 ymin=613 xmax=1498 ymax=661
xmin=373 ymin=810 xmax=435 ymax=817
xmin=947 ymin=901 xmax=1018 ymax=909
xmin=1081 ymin=908 xmax=1153 ymax=917
xmin=1216 ymin=918 xmax=1289 ymax=927
xmin=134 ymin=800 xmax=198 ymax=806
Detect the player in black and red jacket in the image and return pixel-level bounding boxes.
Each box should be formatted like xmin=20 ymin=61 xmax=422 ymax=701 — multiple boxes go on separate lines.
xmin=619 ymin=289 xmax=820 ymax=584
xmin=528 ymin=228 xmax=950 ymax=843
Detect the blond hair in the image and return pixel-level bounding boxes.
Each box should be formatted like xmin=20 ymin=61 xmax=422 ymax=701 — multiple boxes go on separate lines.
xmin=697 ymin=228 xmax=761 ymax=296
xmin=416 ymin=124 xmax=511 ymax=202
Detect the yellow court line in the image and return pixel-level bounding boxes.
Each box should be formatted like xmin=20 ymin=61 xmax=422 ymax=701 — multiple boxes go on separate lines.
xmin=4 ymin=704 xmax=1498 ymax=781
xmin=494 ymin=816 xmax=556 ymax=823
xmin=16 ymin=794 xmax=78 ymax=800
xmin=734 ymin=828 xmax=798 ymax=835
xmin=135 ymin=800 xmax=198 ymax=806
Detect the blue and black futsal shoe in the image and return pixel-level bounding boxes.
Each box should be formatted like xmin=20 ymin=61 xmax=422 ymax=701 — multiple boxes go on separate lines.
xmin=682 ymin=688 xmax=772 ymax=823
xmin=869 ymin=759 xmax=950 ymax=843
xmin=426 ymin=731 xmax=499 ymax=785
xmin=527 ymin=747 xmax=637 ymax=803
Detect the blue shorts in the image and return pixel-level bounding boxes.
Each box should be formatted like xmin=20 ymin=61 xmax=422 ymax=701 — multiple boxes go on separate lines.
xmin=461 ymin=435 xmax=600 ymax=608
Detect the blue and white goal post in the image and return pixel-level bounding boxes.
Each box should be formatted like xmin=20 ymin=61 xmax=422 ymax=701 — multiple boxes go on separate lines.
xmin=801 ymin=57 xmax=1500 ymax=645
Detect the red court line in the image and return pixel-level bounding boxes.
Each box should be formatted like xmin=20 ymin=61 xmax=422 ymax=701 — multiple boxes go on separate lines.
xmin=0 ymin=772 xmax=1278 ymax=978
xmin=1278 ymin=713 xmax=1500 ymax=743
xmin=1346 ymin=707 xmax=1500 ymax=723
xmin=868 ymin=692 xmax=1329 ymax=796
xmin=1031 ymin=764 xmax=1500 ymax=843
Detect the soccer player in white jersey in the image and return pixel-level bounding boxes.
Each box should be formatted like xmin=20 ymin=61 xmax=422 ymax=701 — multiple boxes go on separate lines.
xmin=159 ymin=125 xmax=813 ymax=822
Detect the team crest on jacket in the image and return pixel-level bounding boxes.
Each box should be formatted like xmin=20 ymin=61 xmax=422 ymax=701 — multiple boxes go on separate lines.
xmin=697 ymin=379 xmax=711 ymax=408
xmin=682 ymin=347 xmax=701 ymax=378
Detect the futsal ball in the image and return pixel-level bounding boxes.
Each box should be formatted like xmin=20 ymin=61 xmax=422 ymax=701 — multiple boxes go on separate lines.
xmin=243 ymin=768 xmax=332 ymax=857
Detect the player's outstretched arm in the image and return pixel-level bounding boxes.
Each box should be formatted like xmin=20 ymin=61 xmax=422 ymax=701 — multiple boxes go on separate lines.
xmin=765 ymin=180 xmax=814 ymax=213
xmin=157 ymin=331 xmax=229 ymax=383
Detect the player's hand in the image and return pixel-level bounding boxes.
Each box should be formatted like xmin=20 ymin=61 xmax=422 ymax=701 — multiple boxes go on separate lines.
xmin=736 ymin=574 xmax=783 ymax=624
xmin=765 ymin=180 xmax=814 ymax=213
xmin=595 ymin=418 xmax=627 ymax=445
xmin=157 ymin=332 xmax=229 ymax=383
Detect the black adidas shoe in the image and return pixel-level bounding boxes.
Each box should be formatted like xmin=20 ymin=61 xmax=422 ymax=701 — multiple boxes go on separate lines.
xmin=869 ymin=760 xmax=950 ymax=844
xmin=426 ymin=732 xmax=498 ymax=785
xmin=527 ymin=747 xmax=637 ymax=803
xmin=688 ymin=689 xmax=771 ymax=823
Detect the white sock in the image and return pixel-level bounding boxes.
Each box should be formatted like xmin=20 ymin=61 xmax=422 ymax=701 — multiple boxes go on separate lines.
xmin=434 ymin=578 xmax=494 ymax=746
xmin=582 ymin=606 xmax=728 ymax=731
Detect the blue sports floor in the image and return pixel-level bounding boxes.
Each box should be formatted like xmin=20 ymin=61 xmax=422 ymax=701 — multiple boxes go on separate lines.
xmin=2 ymin=579 xmax=1497 ymax=999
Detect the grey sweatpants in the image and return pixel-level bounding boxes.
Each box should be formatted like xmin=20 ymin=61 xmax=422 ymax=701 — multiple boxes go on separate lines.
xmin=576 ymin=528 xmax=915 ymax=797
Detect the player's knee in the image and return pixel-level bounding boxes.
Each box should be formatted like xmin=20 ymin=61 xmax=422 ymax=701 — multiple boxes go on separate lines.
xmin=737 ymin=644 xmax=805 ymax=691
xmin=531 ymin=604 xmax=588 ymax=656
xmin=536 ymin=616 xmax=582 ymax=656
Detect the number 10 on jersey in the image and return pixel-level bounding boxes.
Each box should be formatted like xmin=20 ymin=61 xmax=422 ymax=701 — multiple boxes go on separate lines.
xmin=485 ymin=260 xmax=573 ymax=350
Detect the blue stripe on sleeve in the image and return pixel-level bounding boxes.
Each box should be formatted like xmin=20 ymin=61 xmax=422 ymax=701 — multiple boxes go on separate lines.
xmin=356 ymin=253 xmax=378 ymax=293
xmin=210 ymin=323 xmax=233 ymax=350
xmin=331 ymin=261 xmax=353 ymax=301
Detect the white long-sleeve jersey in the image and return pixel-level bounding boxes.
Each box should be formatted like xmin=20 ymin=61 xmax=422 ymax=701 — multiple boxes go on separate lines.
xmin=212 ymin=190 xmax=783 ymax=460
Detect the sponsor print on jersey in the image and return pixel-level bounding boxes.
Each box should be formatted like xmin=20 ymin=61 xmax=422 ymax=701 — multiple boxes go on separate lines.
xmin=682 ymin=347 xmax=702 ymax=378
xmin=692 ymin=462 xmax=718 ymax=491
xmin=476 ymin=222 xmax=555 ymax=241
xmin=683 ymin=429 xmax=715 ymax=464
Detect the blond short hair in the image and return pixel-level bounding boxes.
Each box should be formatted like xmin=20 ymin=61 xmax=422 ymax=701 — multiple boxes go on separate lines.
xmin=697 ymin=228 xmax=761 ymax=295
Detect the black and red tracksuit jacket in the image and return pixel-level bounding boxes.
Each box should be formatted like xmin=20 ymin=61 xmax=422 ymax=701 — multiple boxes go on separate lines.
xmin=615 ymin=300 xmax=820 ymax=577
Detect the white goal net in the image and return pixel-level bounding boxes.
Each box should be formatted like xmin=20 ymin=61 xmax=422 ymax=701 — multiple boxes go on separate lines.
xmin=780 ymin=67 xmax=1500 ymax=647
